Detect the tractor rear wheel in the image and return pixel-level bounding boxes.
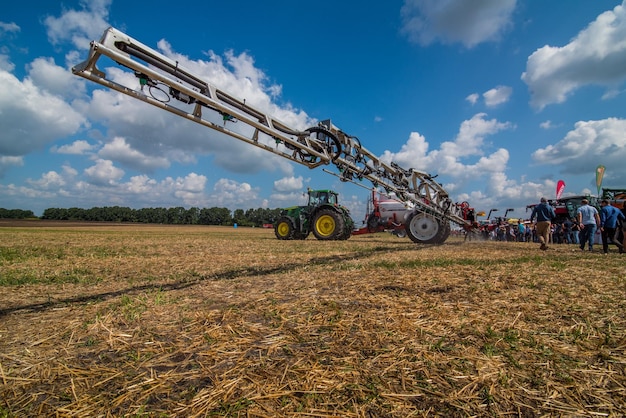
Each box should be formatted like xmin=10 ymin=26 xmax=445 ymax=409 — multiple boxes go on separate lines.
xmin=275 ymin=216 xmax=296 ymax=240
xmin=405 ymin=212 xmax=449 ymax=244
xmin=312 ymin=209 xmax=344 ymax=240
xmin=339 ymin=216 xmax=353 ymax=240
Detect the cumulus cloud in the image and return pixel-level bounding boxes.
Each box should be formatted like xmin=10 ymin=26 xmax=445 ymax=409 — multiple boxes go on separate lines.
xmin=483 ymin=85 xmax=512 ymax=107
xmin=84 ymin=159 xmax=125 ymax=186
xmin=466 ymin=86 xmax=512 ymax=107
xmin=99 ymin=137 xmax=170 ymax=172
xmin=522 ymin=2 xmax=626 ymax=109
xmin=210 ymin=178 xmax=259 ymax=206
xmin=382 ymin=113 xmax=511 ymax=164
xmin=380 ymin=113 xmax=513 ymax=192
xmin=0 ymin=70 xmax=87 ymax=157
xmin=44 ymin=0 xmax=111 ymax=50
xmin=19 ymin=165 xmax=216 ymax=210
xmin=273 ymin=176 xmax=304 ymax=192
xmin=401 ymin=0 xmax=517 ymax=48
xmin=0 ymin=156 xmax=23 ymax=177
xmin=53 ymin=140 xmax=96 ymax=155
xmin=0 ymin=22 xmax=20 ymax=34
xmin=532 ymin=118 xmax=626 ymax=182
xmin=27 ymin=57 xmax=86 ymax=98
xmin=466 ymin=93 xmax=479 ymax=105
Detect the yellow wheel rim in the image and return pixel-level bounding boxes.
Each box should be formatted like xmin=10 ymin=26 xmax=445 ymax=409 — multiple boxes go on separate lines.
xmin=315 ymin=214 xmax=336 ymax=237
xmin=277 ymin=222 xmax=290 ymax=237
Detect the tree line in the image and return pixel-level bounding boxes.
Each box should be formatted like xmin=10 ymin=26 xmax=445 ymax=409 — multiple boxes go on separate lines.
xmin=0 ymin=208 xmax=36 ymax=219
xmin=1 ymin=206 xmax=283 ymax=227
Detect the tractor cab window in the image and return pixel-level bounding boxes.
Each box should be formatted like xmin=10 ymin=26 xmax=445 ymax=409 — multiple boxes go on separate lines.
xmin=308 ymin=191 xmax=337 ymax=205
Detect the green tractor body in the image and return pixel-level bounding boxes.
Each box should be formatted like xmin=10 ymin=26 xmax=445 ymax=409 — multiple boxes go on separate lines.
xmin=275 ymin=189 xmax=354 ymax=240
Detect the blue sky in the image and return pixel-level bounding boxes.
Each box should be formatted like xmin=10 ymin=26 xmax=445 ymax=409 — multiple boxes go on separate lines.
xmin=1 ymin=0 xmax=626 ymax=223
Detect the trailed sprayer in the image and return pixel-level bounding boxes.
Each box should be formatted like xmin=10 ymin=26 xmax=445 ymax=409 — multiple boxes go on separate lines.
xmin=72 ymin=27 xmax=474 ymax=244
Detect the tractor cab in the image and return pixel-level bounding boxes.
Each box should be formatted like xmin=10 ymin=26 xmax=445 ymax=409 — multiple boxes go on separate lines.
xmin=307 ymin=189 xmax=338 ymax=207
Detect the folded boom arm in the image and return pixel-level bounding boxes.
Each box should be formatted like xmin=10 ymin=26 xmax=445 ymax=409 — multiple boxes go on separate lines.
xmin=72 ymin=27 xmax=471 ymax=230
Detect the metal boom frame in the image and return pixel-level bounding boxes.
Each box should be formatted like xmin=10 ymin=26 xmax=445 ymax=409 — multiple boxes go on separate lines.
xmin=72 ymin=27 xmax=470 ymax=231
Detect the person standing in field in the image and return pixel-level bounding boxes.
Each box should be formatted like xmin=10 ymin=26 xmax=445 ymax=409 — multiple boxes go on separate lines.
xmin=530 ymin=197 xmax=556 ymax=251
xmin=570 ymin=218 xmax=580 ymax=245
xmin=517 ymin=220 xmax=526 ymax=242
xmin=599 ymin=199 xmax=625 ymax=254
xmin=577 ymin=198 xmax=601 ymax=252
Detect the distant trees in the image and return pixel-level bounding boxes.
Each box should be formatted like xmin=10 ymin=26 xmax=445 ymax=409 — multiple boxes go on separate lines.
xmin=0 ymin=208 xmax=36 ymax=219
xmin=37 ymin=206 xmax=283 ymax=227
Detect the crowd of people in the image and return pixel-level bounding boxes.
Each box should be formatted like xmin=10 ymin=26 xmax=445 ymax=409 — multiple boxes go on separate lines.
xmin=468 ymin=198 xmax=625 ymax=254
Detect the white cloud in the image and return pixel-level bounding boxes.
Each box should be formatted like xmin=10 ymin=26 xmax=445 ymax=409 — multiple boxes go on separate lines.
xmin=466 ymin=93 xmax=479 ymax=105
xmin=0 ymin=156 xmax=23 ymax=177
xmin=0 ymin=22 xmax=20 ymax=34
xmin=466 ymin=87 xmax=512 ymax=107
xmin=84 ymin=159 xmax=125 ymax=185
xmin=156 ymin=40 xmax=313 ymax=130
xmin=273 ymin=176 xmax=304 ymax=192
xmin=28 ymin=170 xmax=67 ymax=189
xmin=27 ymin=57 xmax=86 ymax=98
xmin=0 ymin=70 xmax=87 ymax=157
xmin=53 ymin=140 xmax=96 ymax=155
xmin=401 ymin=0 xmax=517 ymax=48
xmin=210 ymin=178 xmax=259 ymax=206
xmin=532 ymin=118 xmax=626 ymax=182
xmin=44 ymin=0 xmax=111 ymax=50
xmin=99 ymin=136 xmax=170 ymax=172
xmin=522 ymin=1 xmax=626 ymax=109
xmin=0 ymin=54 xmax=14 ymax=72
xmin=380 ymin=113 xmax=513 ymax=193
xmin=483 ymin=85 xmax=512 ymax=107
xmin=20 ymin=165 xmax=216 ymax=210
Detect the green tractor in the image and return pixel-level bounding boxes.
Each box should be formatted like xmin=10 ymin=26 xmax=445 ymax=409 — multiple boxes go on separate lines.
xmin=274 ymin=189 xmax=354 ymax=240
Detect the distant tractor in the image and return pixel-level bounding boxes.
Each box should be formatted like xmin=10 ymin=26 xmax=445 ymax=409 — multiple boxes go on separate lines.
xmin=274 ymin=189 xmax=354 ymax=240
xmin=526 ymin=195 xmax=599 ymax=224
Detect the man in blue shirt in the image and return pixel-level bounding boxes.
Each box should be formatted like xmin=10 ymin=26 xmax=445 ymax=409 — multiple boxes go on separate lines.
xmin=530 ymin=197 xmax=556 ymax=250
xmin=599 ymin=199 xmax=625 ymax=254
xmin=577 ymin=198 xmax=601 ymax=252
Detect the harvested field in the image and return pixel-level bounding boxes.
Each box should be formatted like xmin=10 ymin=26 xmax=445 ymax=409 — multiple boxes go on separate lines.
xmin=0 ymin=221 xmax=624 ymax=417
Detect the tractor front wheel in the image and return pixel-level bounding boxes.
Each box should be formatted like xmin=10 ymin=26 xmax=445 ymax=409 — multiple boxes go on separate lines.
xmin=312 ymin=209 xmax=344 ymax=240
xmin=275 ymin=216 xmax=296 ymax=240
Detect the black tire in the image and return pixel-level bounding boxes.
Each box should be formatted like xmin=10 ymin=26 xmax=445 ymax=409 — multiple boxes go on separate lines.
xmin=312 ymin=208 xmax=344 ymax=240
xmin=405 ymin=212 xmax=449 ymax=244
xmin=437 ymin=221 xmax=451 ymax=243
xmin=366 ymin=214 xmax=380 ymax=232
xmin=305 ymin=127 xmax=342 ymax=161
xmin=275 ymin=216 xmax=296 ymax=240
xmin=339 ymin=216 xmax=353 ymax=240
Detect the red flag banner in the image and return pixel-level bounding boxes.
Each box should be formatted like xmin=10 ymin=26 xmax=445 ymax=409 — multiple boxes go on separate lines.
xmin=556 ymin=180 xmax=565 ymax=200
xmin=596 ymin=165 xmax=605 ymax=196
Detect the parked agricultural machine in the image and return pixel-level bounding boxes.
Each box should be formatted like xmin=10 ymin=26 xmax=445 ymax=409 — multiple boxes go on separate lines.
xmin=602 ymin=188 xmax=626 ymax=209
xmin=275 ymin=189 xmax=353 ymax=240
xmin=352 ymin=191 xmax=411 ymax=238
xmin=73 ymin=27 xmax=474 ymax=244
xmin=352 ymin=191 xmax=477 ymax=242
xmin=526 ymin=195 xmax=599 ymax=224
xmin=525 ymin=188 xmax=626 ymax=225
